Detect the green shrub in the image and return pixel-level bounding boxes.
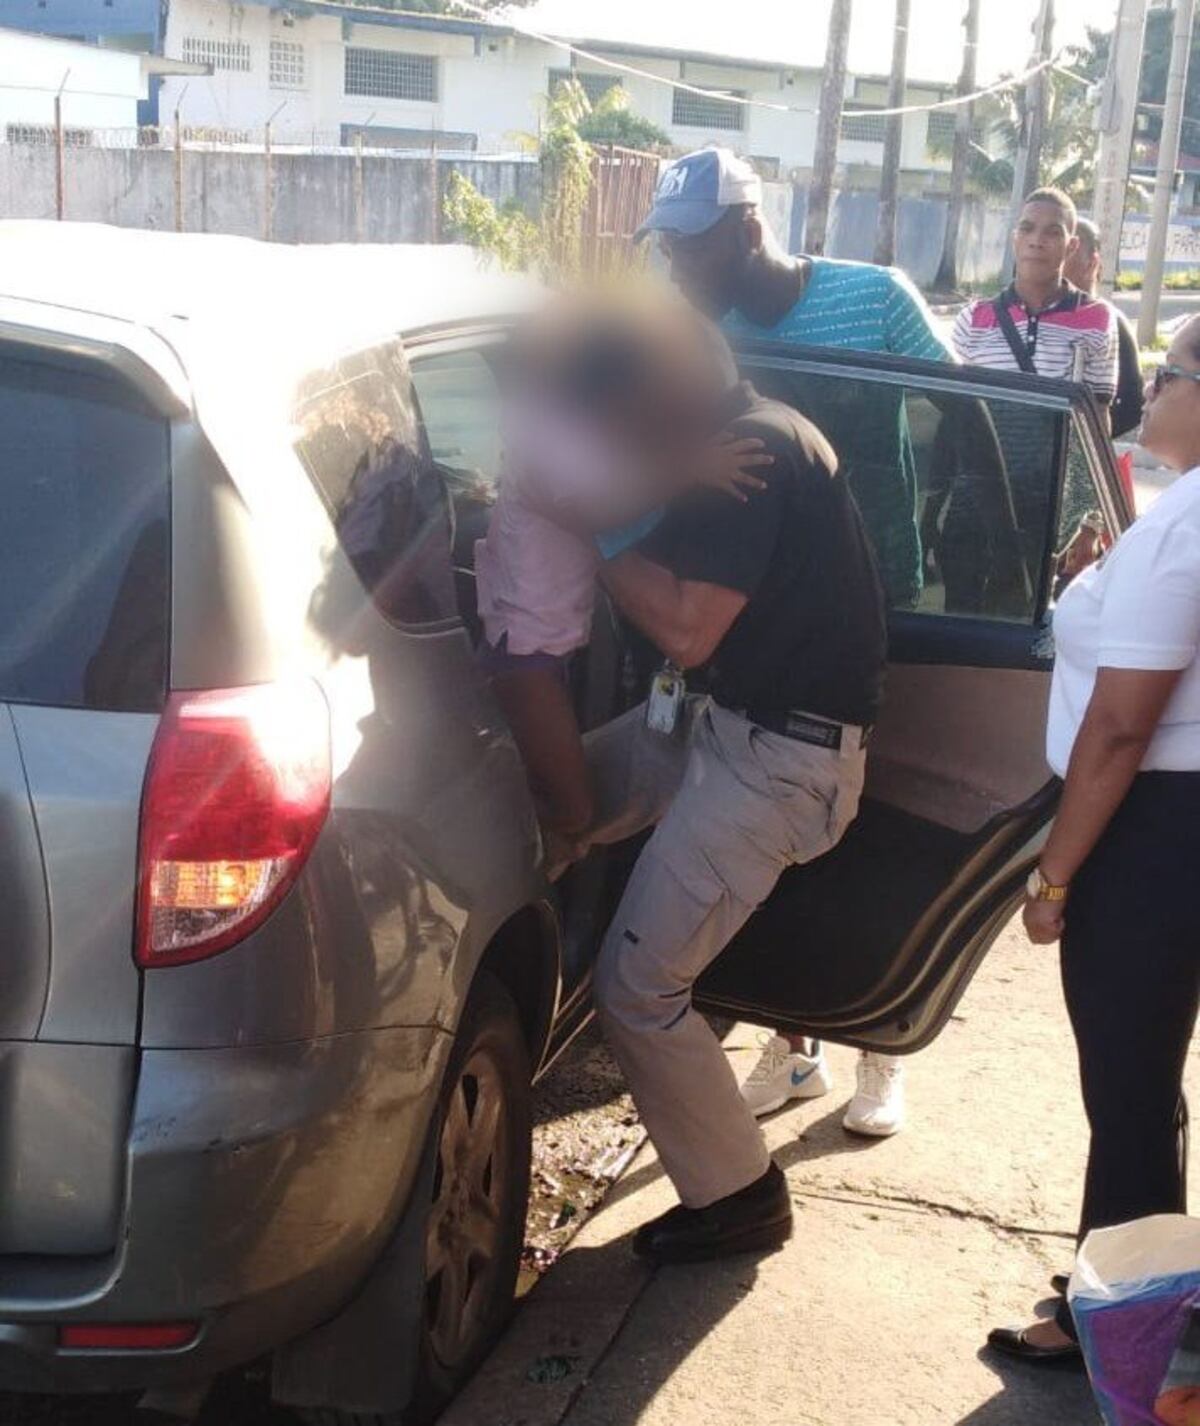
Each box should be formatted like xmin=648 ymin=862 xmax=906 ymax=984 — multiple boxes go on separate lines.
xmin=442 ymin=171 xmax=541 ymax=271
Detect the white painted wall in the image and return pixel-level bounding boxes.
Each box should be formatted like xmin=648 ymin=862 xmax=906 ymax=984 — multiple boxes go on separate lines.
xmin=157 ymin=0 xmax=949 ymax=177
xmin=0 ymin=29 xmax=146 ymax=137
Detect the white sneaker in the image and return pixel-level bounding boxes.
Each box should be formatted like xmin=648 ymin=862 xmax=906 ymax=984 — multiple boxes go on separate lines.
xmin=843 ymin=1052 xmax=905 ymax=1137
xmin=740 ymin=1034 xmax=834 ymax=1118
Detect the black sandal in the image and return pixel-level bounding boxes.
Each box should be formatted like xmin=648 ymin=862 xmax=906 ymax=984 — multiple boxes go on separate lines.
xmin=1050 ymin=1272 xmax=1070 ymax=1297
xmin=987 ymin=1326 xmax=1083 ymax=1368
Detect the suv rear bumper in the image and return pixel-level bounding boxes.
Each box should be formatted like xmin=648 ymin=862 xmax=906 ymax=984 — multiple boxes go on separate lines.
xmin=0 ymin=1025 xmax=450 ymax=1393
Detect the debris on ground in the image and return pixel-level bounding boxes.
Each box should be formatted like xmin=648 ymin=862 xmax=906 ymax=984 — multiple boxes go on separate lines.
xmin=519 ymin=1023 xmax=644 ymax=1292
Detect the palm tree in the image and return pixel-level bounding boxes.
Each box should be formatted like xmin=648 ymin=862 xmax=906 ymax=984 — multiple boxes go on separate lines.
xmin=935 ymin=0 xmax=981 ymax=292
xmin=875 ymin=0 xmax=911 ymax=266
xmin=807 ymin=0 xmax=853 ymax=255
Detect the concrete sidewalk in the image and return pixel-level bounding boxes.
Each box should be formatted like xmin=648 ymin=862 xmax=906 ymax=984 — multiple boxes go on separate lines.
xmin=443 ymin=918 xmax=1200 ymax=1426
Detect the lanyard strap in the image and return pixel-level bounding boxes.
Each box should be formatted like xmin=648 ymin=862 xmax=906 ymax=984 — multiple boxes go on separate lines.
xmin=994 ymin=284 xmax=1083 ymax=369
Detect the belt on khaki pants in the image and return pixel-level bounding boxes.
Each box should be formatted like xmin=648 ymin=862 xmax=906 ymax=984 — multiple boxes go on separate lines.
xmin=724 ymin=703 xmax=872 ymax=752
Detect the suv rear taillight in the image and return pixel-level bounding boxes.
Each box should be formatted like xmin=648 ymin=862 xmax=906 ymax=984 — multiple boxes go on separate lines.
xmin=136 ymin=680 xmax=331 ymax=968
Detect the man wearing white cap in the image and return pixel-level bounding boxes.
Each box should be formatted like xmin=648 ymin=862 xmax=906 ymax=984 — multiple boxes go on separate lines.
xmin=636 ymin=146 xmax=955 ymax=1139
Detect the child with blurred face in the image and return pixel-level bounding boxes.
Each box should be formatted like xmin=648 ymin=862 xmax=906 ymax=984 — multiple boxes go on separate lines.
xmin=475 ymin=291 xmax=768 ymax=869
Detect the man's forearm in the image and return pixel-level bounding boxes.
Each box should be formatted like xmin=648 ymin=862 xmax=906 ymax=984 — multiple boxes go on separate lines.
xmin=600 ymin=552 xmax=701 ymax=668
xmin=599 ymin=552 xmax=746 ymax=670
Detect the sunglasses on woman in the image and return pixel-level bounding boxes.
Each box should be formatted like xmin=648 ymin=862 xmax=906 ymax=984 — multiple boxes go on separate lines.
xmin=1152 ymin=363 xmax=1200 ymax=395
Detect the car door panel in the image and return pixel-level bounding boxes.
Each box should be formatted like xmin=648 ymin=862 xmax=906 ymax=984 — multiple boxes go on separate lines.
xmin=866 ymin=660 xmax=1051 ymax=833
xmin=695 ymin=347 xmax=1123 ymax=1051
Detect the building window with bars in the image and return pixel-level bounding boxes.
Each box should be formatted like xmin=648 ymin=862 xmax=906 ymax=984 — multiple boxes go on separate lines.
xmin=6 ymin=124 xmax=93 ymax=147
xmin=671 ymin=86 xmax=745 ymax=132
xmin=926 ymin=110 xmax=957 ymax=151
xmin=548 ymin=68 xmax=622 ymax=107
xmin=270 ymin=38 xmax=305 ymax=90
xmin=344 ymin=47 xmax=438 ymax=102
xmin=842 ymin=107 xmax=886 ymax=143
xmin=180 ymin=35 xmax=252 ymax=73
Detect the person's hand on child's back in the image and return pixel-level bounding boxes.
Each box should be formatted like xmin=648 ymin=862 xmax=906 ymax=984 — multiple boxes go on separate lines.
xmin=695 ymin=433 xmax=773 ymax=503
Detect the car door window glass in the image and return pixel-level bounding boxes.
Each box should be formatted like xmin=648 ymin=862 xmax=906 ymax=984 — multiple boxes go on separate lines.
xmin=293 ymin=341 xmax=456 ymax=628
xmin=409 ymin=345 xmax=506 ymax=593
xmin=752 ymin=364 xmax=1064 ymax=624
xmin=1049 ymin=421 xmax=1112 ymax=606
xmin=409 ymin=348 xmax=502 ymax=499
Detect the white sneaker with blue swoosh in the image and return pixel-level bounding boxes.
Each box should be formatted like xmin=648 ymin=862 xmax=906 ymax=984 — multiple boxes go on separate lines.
xmin=740 ymin=1034 xmax=833 ymax=1118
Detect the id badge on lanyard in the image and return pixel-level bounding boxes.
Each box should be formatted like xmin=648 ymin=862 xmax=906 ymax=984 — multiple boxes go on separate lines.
xmin=645 ymin=661 xmax=685 ymax=736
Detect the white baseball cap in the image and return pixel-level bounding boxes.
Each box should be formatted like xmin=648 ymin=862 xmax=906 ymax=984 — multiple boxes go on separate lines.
xmin=635 ymin=147 xmax=763 ymax=241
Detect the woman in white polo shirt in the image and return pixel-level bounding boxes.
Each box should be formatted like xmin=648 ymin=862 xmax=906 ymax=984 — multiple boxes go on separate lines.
xmin=990 ymin=315 xmax=1200 ymax=1367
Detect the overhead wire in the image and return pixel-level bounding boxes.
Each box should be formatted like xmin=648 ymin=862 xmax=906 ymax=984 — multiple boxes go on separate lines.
xmin=2 ymin=3 xmax=1093 ymax=118
xmin=328 ymin=0 xmax=1084 ymax=121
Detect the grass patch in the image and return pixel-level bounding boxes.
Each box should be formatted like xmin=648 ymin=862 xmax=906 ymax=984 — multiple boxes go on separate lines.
xmin=958 ymin=274 xmax=1007 ymax=298
xmin=1116 ymin=269 xmax=1200 ymax=291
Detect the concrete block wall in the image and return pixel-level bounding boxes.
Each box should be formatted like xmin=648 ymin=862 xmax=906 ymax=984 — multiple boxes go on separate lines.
xmin=0 ymin=145 xmax=540 ymax=244
xmin=0 ymin=140 xmax=1018 ymax=286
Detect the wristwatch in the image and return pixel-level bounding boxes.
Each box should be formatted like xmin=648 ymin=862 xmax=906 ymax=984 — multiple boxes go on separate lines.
xmin=1027 ymin=867 xmax=1069 ymax=902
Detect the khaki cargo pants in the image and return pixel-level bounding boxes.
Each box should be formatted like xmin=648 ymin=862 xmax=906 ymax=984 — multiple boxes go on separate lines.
xmin=583 ymin=698 xmax=866 ymax=1209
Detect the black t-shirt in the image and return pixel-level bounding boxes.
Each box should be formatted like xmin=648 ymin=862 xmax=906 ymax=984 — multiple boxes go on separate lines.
xmin=641 ymin=385 xmax=887 ymax=727
xmin=1112 ymin=310 xmax=1145 ymax=441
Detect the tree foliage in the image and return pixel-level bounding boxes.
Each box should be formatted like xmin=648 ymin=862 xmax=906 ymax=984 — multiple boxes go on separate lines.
xmin=443 ymin=79 xmax=664 ymax=277
xmin=1129 ymin=6 xmax=1200 ymax=160
xmin=927 ymin=14 xmax=1191 ymax=206
xmin=576 ymin=87 xmax=673 ymax=155
xmin=442 ymin=172 xmax=541 ymax=270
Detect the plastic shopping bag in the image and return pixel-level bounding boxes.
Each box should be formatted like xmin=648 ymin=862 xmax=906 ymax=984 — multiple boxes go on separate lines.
xmin=1070 ymin=1215 xmax=1200 ymax=1425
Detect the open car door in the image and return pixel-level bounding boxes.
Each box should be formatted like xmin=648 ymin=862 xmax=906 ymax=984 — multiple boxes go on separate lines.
xmin=696 ymin=343 xmax=1131 ymax=1054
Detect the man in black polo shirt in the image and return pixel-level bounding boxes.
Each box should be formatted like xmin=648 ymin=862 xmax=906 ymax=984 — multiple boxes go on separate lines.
xmin=591 ymin=377 xmax=886 ymax=1261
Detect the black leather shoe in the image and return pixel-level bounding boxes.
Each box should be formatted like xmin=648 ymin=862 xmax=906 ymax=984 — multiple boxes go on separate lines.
xmin=987 ymin=1326 xmax=1083 ymax=1369
xmin=632 ymin=1163 xmax=793 ymax=1264
xmin=1050 ymin=1272 xmax=1071 ymax=1297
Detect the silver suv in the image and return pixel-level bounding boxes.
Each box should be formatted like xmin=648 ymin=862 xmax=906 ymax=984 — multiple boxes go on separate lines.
xmin=0 ymin=222 xmax=1128 ymax=1422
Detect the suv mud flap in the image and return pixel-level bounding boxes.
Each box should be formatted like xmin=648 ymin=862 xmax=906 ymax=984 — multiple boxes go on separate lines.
xmin=271 ymin=1108 xmax=439 ymax=1416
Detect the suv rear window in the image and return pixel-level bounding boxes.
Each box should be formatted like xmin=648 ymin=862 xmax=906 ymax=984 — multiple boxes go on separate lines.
xmin=0 ymin=352 xmax=170 ymax=712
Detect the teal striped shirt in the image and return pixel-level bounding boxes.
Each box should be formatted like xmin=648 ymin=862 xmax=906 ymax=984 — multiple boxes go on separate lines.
xmin=724 ymin=258 xmax=952 ymax=607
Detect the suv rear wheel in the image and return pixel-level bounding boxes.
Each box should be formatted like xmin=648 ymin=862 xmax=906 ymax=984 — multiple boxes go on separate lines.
xmin=412 ymin=972 xmax=531 ymax=1419
xmin=301 ymin=972 xmax=532 ymax=1426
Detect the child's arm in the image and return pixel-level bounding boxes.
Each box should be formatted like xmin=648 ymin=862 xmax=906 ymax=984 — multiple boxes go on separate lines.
xmin=489 ymin=662 xmax=594 ymax=840
xmin=690 ymin=432 xmax=772 ymax=502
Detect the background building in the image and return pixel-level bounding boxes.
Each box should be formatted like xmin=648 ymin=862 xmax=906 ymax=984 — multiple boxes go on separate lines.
xmin=0 ymin=26 xmax=203 ymax=145
xmin=2 ymin=0 xmax=956 ymax=188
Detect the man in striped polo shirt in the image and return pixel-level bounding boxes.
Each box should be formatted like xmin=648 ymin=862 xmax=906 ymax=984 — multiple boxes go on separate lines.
xmin=636 ymin=146 xmax=955 ymax=1140
xmin=953 ymin=187 xmax=1118 ymax=402
xmin=951 ymin=188 xmax=1119 ymax=581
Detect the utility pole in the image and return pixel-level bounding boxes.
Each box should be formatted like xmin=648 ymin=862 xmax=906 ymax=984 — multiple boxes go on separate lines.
xmin=263 ymin=99 xmax=286 ymax=242
xmin=874 ymin=0 xmax=911 ymax=266
xmin=806 ymin=0 xmax=853 ymax=255
xmin=1093 ymin=0 xmax=1149 ymax=294
xmin=173 ymin=85 xmax=188 ymax=233
xmin=1002 ymin=0 xmax=1055 ymax=281
xmin=1139 ymin=0 xmax=1196 ymax=345
xmin=54 ymin=69 xmax=70 ymax=221
xmin=935 ymin=0 xmax=981 ymax=291
xmin=1025 ymin=0 xmax=1056 ymax=192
